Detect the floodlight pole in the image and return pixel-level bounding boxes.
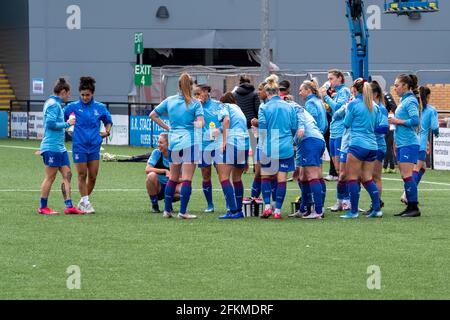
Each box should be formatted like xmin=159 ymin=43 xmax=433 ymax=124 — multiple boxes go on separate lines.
xmin=260 ymin=0 xmax=270 ymax=83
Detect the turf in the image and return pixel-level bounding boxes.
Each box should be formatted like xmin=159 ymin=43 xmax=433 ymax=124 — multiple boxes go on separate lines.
xmin=1 ymin=138 xmax=450 ymax=299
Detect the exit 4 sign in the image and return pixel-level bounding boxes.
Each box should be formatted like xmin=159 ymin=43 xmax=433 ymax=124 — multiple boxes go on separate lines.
xmin=134 ymin=64 xmax=152 ymax=86
xmin=134 ymin=32 xmax=143 ymax=54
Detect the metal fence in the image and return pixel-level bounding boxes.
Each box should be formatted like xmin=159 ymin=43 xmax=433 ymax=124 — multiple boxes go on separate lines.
xmin=9 ymin=99 xmax=158 ymax=147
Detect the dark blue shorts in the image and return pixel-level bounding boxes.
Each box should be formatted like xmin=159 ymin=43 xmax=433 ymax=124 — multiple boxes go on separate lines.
xmin=376 ymin=150 xmax=386 ymax=162
xmin=169 ymin=145 xmax=198 ymax=164
xmin=261 ymin=156 xmax=295 ymax=174
xmin=396 ymin=145 xmax=419 ymax=164
xmin=329 ymin=137 xmax=342 ymax=158
xmin=42 ymin=151 xmax=70 ymax=167
xmin=339 ymin=151 xmax=348 ymax=163
xmin=299 ymin=138 xmax=325 ymax=167
xmin=73 ymin=151 xmax=100 ymax=163
xmin=418 ymin=150 xmax=427 ymax=161
xmin=198 ymin=149 xmax=216 ymax=168
xmin=348 ymin=145 xmax=377 ymax=162
xmin=217 ymin=145 xmax=249 ymax=169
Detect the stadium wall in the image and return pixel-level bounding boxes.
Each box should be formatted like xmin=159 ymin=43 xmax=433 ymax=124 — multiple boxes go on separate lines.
xmin=1 ymin=0 xmax=449 ymax=102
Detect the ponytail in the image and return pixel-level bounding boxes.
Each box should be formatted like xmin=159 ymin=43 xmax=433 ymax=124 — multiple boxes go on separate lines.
xmin=363 ymin=82 xmax=374 ymax=112
xmin=352 ymin=78 xmax=373 ymax=112
xmin=419 ymin=86 xmax=431 ymax=110
xmin=409 ymin=74 xmax=422 ymax=113
xmin=178 ymin=72 xmax=193 ymax=106
xmin=301 ymin=79 xmax=321 ymax=99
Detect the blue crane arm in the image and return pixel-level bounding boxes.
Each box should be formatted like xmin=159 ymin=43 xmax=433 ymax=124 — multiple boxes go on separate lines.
xmin=346 ymin=0 xmax=369 ymax=80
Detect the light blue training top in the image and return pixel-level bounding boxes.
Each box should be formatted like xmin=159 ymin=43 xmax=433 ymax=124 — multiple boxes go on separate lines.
xmin=304 ymin=94 xmax=328 ymax=134
xmin=200 ymin=97 xmax=224 ymax=151
xmin=40 ymin=95 xmax=69 ymax=153
xmin=258 ymin=96 xmax=298 ymax=159
xmin=147 ymin=149 xmax=170 ymax=185
xmin=217 ymin=103 xmax=249 ymax=150
xmin=419 ymin=104 xmax=439 ymax=152
xmin=343 ymin=94 xmax=378 ymax=151
xmin=324 ymin=84 xmax=351 ymax=139
xmin=394 ymin=92 xmax=420 ymax=148
xmin=154 ymin=94 xmax=204 ymax=151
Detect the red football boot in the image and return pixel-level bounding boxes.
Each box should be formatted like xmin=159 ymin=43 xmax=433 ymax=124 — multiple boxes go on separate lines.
xmin=64 ymin=206 xmax=86 ymax=215
xmin=38 ymin=207 xmax=59 ymax=215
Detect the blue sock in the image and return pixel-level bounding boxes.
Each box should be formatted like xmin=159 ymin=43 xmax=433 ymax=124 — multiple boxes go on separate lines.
xmin=337 ymin=180 xmax=346 ymax=201
xmin=221 ymin=180 xmax=238 ymax=213
xmin=413 ymin=169 xmax=425 ymax=186
xmin=403 ymin=176 xmax=418 ymax=203
xmin=299 ymin=181 xmax=310 ymax=213
xmin=348 ymin=180 xmax=360 ymax=214
xmin=202 ymin=180 xmax=214 ymax=207
xmin=180 ymin=180 xmax=192 ymax=214
xmin=64 ymin=199 xmax=73 ymax=208
xmin=261 ymin=178 xmax=272 ymax=205
xmin=150 ymin=195 xmax=158 ymax=205
xmin=271 ymin=177 xmax=277 ymax=203
xmin=164 ymin=180 xmax=177 ymax=213
xmin=251 ymin=177 xmax=261 ymax=198
xmin=310 ymin=179 xmax=323 ymax=214
xmin=40 ymin=198 xmax=48 ymax=209
xmin=320 ymin=178 xmax=327 ymax=205
xmin=363 ymin=180 xmax=381 ymax=211
xmin=233 ymin=181 xmax=244 ymax=212
xmin=275 ymin=182 xmax=287 ymax=210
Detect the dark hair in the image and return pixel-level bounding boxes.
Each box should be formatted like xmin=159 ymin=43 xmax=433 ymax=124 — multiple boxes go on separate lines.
xmin=53 ymin=77 xmax=70 ymax=94
xmin=370 ymin=80 xmax=385 ymax=105
xmin=239 ymin=75 xmax=251 ymax=84
xmin=328 ymin=69 xmax=345 ymax=84
xmin=196 ymin=83 xmax=211 ymax=93
xmin=279 ymin=80 xmax=291 ymax=92
xmin=220 ymin=92 xmax=237 ymax=104
xmin=79 ymin=76 xmax=96 ymax=93
xmin=419 ymin=86 xmax=431 ymax=110
xmin=396 ymin=73 xmax=421 ymax=111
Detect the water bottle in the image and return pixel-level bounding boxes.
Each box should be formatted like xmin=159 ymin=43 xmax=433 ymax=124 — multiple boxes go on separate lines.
xmin=67 ymin=112 xmax=75 ymax=133
xmin=251 ymin=126 xmax=258 ymax=138
xmin=388 ymin=111 xmax=396 ymax=131
xmin=209 ymin=121 xmax=216 ymax=140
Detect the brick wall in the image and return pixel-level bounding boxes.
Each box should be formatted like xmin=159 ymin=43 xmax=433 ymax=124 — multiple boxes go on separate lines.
xmin=389 ymin=84 xmax=450 ymax=111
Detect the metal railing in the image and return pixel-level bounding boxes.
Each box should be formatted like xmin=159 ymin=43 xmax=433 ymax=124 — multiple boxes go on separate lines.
xmin=9 ymin=99 xmax=158 ymax=147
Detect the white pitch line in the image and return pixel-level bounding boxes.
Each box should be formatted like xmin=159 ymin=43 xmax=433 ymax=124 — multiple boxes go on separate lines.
xmin=0 ymin=144 xmax=131 ymax=158
xmin=1 ymin=188 xmax=450 ymax=193
xmin=382 ymin=177 xmax=450 ymax=187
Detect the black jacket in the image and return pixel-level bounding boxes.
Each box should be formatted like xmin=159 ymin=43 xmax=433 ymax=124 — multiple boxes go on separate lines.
xmin=232 ymin=83 xmax=261 ymax=129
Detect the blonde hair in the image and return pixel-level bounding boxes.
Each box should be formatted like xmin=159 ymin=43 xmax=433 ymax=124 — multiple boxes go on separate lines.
xmin=352 ymin=78 xmax=373 ymax=112
xmin=264 ymin=74 xmax=279 ymax=95
xmin=178 ymin=72 xmax=193 ymax=106
xmin=159 ymin=132 xmax=168 ymax=142
xmin=301 ymin=79 xmax=321 ymax=98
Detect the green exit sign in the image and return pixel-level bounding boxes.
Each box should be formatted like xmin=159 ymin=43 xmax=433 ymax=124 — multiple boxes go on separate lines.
xmin=134 ymin=64 xmax=152 ymax=86
xmin=134 ymin=32 xmax=143 ymax=54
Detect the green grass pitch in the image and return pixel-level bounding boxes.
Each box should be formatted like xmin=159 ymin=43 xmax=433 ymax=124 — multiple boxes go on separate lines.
xmin=1 ymin=138 xmax=450 ymax=299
